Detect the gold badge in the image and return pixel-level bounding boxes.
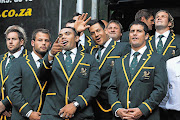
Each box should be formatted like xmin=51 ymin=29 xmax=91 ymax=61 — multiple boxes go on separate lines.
xmin=172 ymin=50 xmax=175 ymax=56
xmin=142 ymin=71 xmax=150 ymax=79
xmin=80 ymin=68 xmax=87 ymax=76
xmin=110 ymin=60 xmax=115 ymax=67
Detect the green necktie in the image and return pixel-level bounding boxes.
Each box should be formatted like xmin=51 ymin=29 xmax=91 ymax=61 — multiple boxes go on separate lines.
xmin=5 ymin=55 xmax=15 ymax=76
xmin=38 ymin=59 xmax=43 ymax=68
xmin=96 ymin=45 xmax=104 ymax=62
xmin=157 ymin=35 xmax=164 ymax=54
xmin=130 ymin=52 xmax=140 ymax=77
xmin=65 ymin=51 xmax=72 ymax=76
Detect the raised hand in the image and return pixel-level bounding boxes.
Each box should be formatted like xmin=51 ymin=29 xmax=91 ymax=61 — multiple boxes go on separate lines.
xmin=74 ymin=13 xmax=91 ymax=33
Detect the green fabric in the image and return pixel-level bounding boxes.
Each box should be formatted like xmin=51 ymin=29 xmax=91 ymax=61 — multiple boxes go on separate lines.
xmin=130 ymin=52 xmax=140 ymax=77
xmin=65 ymin=51 xmax=72 ymax=76
xmin=96 ymin=45 xmax=104 ymax=62
xmin=157 ymin=35 xmax=164 ymax=54
xmin=5 ymin=55 xmax=15 ymax=75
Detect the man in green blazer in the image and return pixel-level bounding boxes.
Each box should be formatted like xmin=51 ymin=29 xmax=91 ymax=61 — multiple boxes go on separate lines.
xmin=0 ymin=25 xmax=29 ymax=120
xmin=74 ymin=13 xmax=130 ymax=120
xmin=66 ymin=19 xmax=96 ymax=53
xmin=7 ymin=28 xmax=51 ymax=120
xmin=147 ymin=10 xmax=180 ymax=61
xmin=39 ymin=27 xmax=101 ymax=120
xmin=107 ymin=21 xmax=168 ymax=120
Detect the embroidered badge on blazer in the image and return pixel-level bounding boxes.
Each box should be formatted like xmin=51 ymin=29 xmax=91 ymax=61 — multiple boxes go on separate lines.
xmin=172 ymin=50 xmax=175 ymax=56
xmin=80 ymin=68 xmax=87 ymax=76
xmin=110 ymin=60 xmax=115 ymax=67
xmin=142 ymin=71 xmax=150 ymax=79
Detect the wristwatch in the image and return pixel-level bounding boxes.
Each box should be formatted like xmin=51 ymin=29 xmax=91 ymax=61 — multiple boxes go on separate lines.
xmin=73 ymin=101 xmax=79 ymax=108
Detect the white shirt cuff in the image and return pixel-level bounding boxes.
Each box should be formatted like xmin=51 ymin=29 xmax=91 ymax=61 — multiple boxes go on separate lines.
xmin=26 ymin=110 xmax=33 ymax=118
xmin=115 ymin=108 xmax=121 ymax=117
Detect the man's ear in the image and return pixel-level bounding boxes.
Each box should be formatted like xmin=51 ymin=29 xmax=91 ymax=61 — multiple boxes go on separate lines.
xmin=75 ymin=36 xmax=80 ymax=43
xmin=141 ymin=16 xmax=146 ymax=22
xmin=145 ymin=33 xmax=149 ymax=40
xmin=31 ymin=40 xmax=35 ymax=47
xmin=20 ymin=39 xmax=24 ymax=46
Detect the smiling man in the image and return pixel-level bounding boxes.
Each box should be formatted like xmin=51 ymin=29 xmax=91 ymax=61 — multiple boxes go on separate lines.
xmin=147 ymin=10 xmax=180 ymax=61
xmin=39 ymin=27 xmax=101 ymax=120
xmin=107 ymin=21 xmax=168 ymax=120
xmin=74 ymin=14 xmax=130 ymax=120
xmin=7 ymin=28 xmax=51 ymax=120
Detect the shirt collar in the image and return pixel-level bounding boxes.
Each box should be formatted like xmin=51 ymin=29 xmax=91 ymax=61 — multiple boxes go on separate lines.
xmin=103 ymin=38 xmax=112 ymax=48
xmin=62 ymin=47 xmax=77 ymax=55
xmin=155 ymin=30 xmax=170 ymax=39
xmin=31 ymin=51 xmax=41 ymax=62
xmin=130 ymin=45 xmax=147 ymax=57
xmin=8 ymin=46 xmax=24 ymax=58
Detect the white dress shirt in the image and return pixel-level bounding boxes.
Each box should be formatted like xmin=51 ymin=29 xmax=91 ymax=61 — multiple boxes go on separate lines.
xmin=160 ymin=56 xmax=180 ymax=111
xmin=155 ymin=30 xmax=170 ymax=48
xmin=62 ymin=47 xmax=77 ymax=63
xmin=78 ymin=33 xmax=85 ymax=47
xmin=5 ymin=46 xmax=24 ymax=67
xmin=31 ymin=51 xmax=43 ymax=69
xmin=129 ymin=46 xmax=147 ymax=66
xmin=95 ymin=38 xmax=112 ymax=59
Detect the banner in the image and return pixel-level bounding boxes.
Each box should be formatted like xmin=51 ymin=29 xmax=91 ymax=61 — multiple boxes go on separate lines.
xmin=0 ymin=0 xmax=60 ymax=54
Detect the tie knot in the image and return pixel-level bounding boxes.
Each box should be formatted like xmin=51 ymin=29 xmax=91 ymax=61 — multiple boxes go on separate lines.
xmin=65 ymin=50 xmax=72 ymax=55
xmin=9 ymin=55 xmax=15 ymax=60
xmin=159 ymin=35 xmax=164 ymax=39
xmin=99 ymin=45 xmax=104 ymax=50
xmin=133 ymin=52 xmax=140 ymax=57
xmin=38 ymin=59 xmax=43 ymax=64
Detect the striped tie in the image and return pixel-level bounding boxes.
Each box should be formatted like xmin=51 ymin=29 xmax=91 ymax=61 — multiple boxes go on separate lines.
xmin=157 ymin=35 xmax=164 ymax=54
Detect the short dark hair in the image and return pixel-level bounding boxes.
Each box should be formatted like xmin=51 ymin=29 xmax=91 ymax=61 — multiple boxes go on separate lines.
xmin=135 ymin=9 xmax=153 ymax=21
xmin=66 ymin=19 xmax=76 ymax=24
xmin=73 ymin=12 xmax=82 ymax=17
xmin=62 ymin=27 xmax=78 ymax=36
xmin=32 ymin=28 xmax=51 ymax=40
xmin=107 ymin=20 xmax=124 ymax=33
xmin=129 ymin=21 xmax=149 ymax=34
xmin=88 ymin=19 xmax=105 ymax=30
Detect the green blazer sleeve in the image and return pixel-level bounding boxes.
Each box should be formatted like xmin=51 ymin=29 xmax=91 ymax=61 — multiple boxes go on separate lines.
xmin=107 ymin=59 xmax=123 ymax=114
xmin=138 ymin=57 xmax=168 ymax=116
xmin=7 ymin=59 xmax=33 ymax=117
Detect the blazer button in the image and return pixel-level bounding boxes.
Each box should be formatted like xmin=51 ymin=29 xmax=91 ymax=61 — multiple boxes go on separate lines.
xmin=128 ymin=101 xmax=131 ymax=104
xmin=129 ymin=88 xmax=131 ymax=91
xmin=67 ymin=96 xmax=69 ymax=100
xmin=3 ymin=87 xmax=5 ymax=90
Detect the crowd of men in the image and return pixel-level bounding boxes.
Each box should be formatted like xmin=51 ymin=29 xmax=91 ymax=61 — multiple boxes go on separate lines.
xmin=0 ymin=9 xmax=180 ymax=120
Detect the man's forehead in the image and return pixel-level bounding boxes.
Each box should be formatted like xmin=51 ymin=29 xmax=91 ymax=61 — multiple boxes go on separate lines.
xmin=59 ymin=28 xmax=73 ymax=33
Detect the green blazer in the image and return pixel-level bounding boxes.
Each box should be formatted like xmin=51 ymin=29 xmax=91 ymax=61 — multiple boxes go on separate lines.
xmin=121 ymin=31 xmax=130 ymax=42
xmin=107 ymin=49 xmax=168 ymax=120
xmin=0 ymin=48 xmax=28 ymax=120
xmin=78 ymin=35 xmax=96 ymax=53
xmin=147 ymin=32 xmax=180 ymax=61
xmin=90 ymin=40 xmax=130 ymax=113
xmin=39 ymin=49 xmax=101 ymax=120
xmin=7 ymin=53 xmax=47 ymax=120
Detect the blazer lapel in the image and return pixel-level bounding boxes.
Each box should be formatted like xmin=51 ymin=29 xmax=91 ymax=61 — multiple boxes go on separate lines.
xmin=133 ymin=49 xmax=149 ymax=77
xmin=148 ymin=35 xmax=157 ymax=52
xmin=130 ymin=49 xmax=152 ymax=86
xmin=99 ymin=40 xmax=116 ymax=69
xmin=27 ymin=54 xmax=38 ymax=73
xmin=1 ymin=53 xmax=8 ymax=79
xmin=123 ymin=53 xmax=131 ymax=83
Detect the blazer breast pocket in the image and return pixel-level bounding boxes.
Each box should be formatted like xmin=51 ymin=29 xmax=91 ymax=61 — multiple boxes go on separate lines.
xmin=77 ymin=63 xmax=90 ymax=79
xmin=106 ymin=56 xmax=120 ymax=70
xmin=139 ymin=67 xmax=155 ymax=83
